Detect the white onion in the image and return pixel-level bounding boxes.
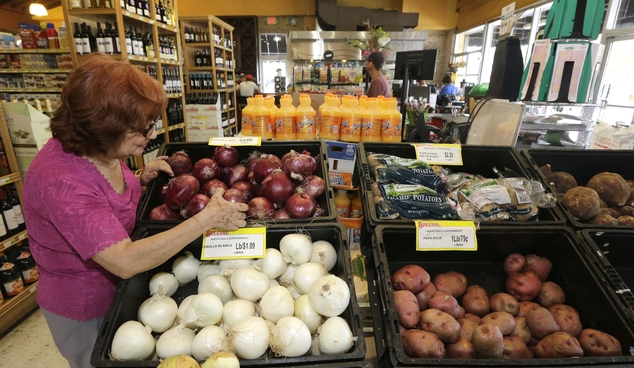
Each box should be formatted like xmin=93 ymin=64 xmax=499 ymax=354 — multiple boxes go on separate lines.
xmin=138 ymin=294 xmax=178 ymax=333
xmin=308 ymin=275 xmax=350 ymax=317
xmin=310 ymin=334 xmax=321 ymax=356
xmin=293 ymin=262 xmax=327 ymax=295
xmin=198 ymin=274 xmax=234 ymax=303
xmin=286 ymin=284 xmax=302 ymax=300
xmin=269 ymin=279 xmax=280 ymax=288
xmin=258 ymin=286 xmax=294 ymax=323
xmin=219 ymin=259 xmax=253 ymax=277
xmin=155 ymin=324 xmax=196 ymax=359
xmin=149 ymin=272 xmax=179 ymax=297
xmin=176 ymin=295 xmax=197 ymax=329
xmin=229 ymin=316 xmax=270 ymax=359
xmin=222 ymin=299 xmax=256 ymax=330
xmin=317 ymin=316 xmax=355 ymax=354
xmin=230 ymin=267 xmax=270 ymax=302
xmin=255 ymin=248 xmax=287 ymax=279
xmin=294 ymin=295 xmax=323 ymax=334
xmin=279 ymin=233 xmax=313 ymax=265
xmin=278 ymin=264 xmax=298 ymax=287
xmin=191 ymin=325 xmax=232 ymax=360
xmin=183 ymin=293 xmax=224 ymax=328
xmin=310 ymin=240 xmax=337 ymax=272
xmin=270 ymin=316 xmax=312 ymax=357
xmin=172 ymin=251 xmax=200 ymax=285
xmin=110 ymin=321 xmax=155 ymax=361
xmin=198 ymin=261 xmax=220 ymax=281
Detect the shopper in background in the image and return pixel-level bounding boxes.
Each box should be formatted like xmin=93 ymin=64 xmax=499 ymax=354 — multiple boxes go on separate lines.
xmin=438 ymin=74 xmax=458 ymax=97
xmin=22 ymin=54 xmax=248 ymax=368
xmin=365 ymin=50 xmax=391 ymax=98
xmin=239 ymin=74 xmax=261 ymax=98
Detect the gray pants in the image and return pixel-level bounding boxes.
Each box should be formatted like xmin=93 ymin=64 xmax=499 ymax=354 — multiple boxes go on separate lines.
xmin=41 ymin=308 xmax=104 ymax=368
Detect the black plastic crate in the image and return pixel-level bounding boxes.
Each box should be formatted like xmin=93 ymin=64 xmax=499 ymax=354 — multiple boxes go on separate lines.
xmin=91 ymin=223 xmax=365 ymax=367
xmin=137 ymin=141 xmax=336 ymax=224
xmin=372 ymin=225 xmax=634 ymax=367
xmin=357 ymin=143 xmax=566 ymax=232
xmin=521 ymin=148 xmax=634 ymax=229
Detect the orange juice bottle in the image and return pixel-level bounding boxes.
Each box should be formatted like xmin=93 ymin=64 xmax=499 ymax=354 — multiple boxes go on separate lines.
xmin=382 ymin=97 xmax=403 ymax=142
xmin=335 ymin=189 xmax=351 ymax=218
xmin=317 ymin=93 xmax=332 ymax=135
xmin=276 ymin=95 xmax=296 ymax=140
xmin=350 ymin=191 xmax=363 ymax=218
xmin=251 ymin=95 xmax=270 ymax=138
xmin=358 ymin=95 xmax=368 ymax=112
xmin=296 ymin=94 xmax=316 ymax=140
xmin=377 ymin=96 xmax=388 ymax=114
xmin=320 ymin=95 xmax=341 ymax=140
xmin=361 ymin=98 xmax=382 ymax=142
xmin=241 ymin=97 xmax=254 ymax=136
xmin=340 ymin=97 xmax=361 ymax=142
xmin=263 ymin=96 xmax=277 ymax=140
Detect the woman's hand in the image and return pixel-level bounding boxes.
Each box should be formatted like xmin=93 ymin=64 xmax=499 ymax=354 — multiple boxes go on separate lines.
xmin=199 ymin=188 xmax=248 ymax=231
xmin=140 ymin=156 xmax=174 ymax=186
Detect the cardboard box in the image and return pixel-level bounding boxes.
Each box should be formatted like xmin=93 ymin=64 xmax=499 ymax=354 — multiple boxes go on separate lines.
xmin=2 ymin=101 xmax=52 ymax=148
xmin=185 ymin=103 xmax=223 ymax=142
xmin=325 ymin=140 xmax=357 ymax=189
xmin=14 ymin=146 xmax=39 ymax=180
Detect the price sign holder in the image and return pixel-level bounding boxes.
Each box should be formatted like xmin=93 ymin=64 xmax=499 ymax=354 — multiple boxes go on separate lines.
xmin=412 ymin=143 xmax=463 ymax=165
xmin=201 ymin=227 xmax=266 ymax=260
xmin=208 ymin=137 xmax=261 ymax=146
xmin=415 ymin=220 xmax=477 ymax=251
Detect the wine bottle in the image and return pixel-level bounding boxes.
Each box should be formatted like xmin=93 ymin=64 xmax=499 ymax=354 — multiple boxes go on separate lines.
xmin=126 ymin=0 xmax=135 ymax=13
xmin=86 ymin=25 xmax=97 ymax=53
xmin=125 ymin=26 xmax=132 ymax=55
xmin=135 ymin=0 xmax=143 ymax=16
xmin=96 ymin=23 xmax=106 ymax=53
xmin=69 ymin=0 xmax=81 ymax=9
xmin=73 ymin=23 xmax=84 ymax=54
xmin=80 ymin=23 xmax=91 ymax=53
xmin=103 ymin=24 xmax=114 ymax=54
xmin=143 ymin=0 xmax=150 ymax=17
xmin=112 ymin=23 xmax=121 ymax=54
xmin=0 ymin=191 xmax=18 ymax=236
xmin=83 ymin=0 xmax=92 ymax=8
xmin=159 ymin=0 xmax=166 ymax=23
xmin=5 ymin=187 xmax=24 ymax=232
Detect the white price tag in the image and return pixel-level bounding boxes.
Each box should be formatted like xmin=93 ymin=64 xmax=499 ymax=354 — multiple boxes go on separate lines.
xmin=413 ymin=143 xmax=463 ymax=165
xmin=500 ymin=2 xmax=516 ymax=37
xmin=415 ymin=220 xmax=477 ymax=251
xmin=201 ymin=227 xmax=266 ymax=260
xmin=0 ymin=177 xmax=11 ymax=185
xmin=208 ymin=137 xmax=262 ymax=146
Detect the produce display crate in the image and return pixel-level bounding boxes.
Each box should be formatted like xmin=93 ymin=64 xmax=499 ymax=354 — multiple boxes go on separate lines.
xmin=91 ymin=223 xmax=365 ymax=368
xmin=521 ymin=148 xmax=634 ymax=229
xmin=372 ymin=225 xmax=634 ymax=367
xmin=137 ymin=141 xmax=336 ymax=224
xmin=580 ymin=230 xmax=634 ymax=313
xmin=357 ymin=143 xmax=566 ymax=233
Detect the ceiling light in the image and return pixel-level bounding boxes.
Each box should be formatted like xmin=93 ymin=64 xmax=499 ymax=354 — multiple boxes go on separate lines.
xmin=29 ymin=2 xmax=47 ymax=16
xmin=273 ymin=36 xmax=281 ymax=42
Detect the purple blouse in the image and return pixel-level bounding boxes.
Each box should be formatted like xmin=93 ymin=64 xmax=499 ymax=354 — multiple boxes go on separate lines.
xmin=23 ymin=138 xmax=142 ymax=321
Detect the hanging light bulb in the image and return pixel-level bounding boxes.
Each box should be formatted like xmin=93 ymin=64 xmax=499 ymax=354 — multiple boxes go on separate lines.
xmin=29 ymin=2 xmax=48 ymax=16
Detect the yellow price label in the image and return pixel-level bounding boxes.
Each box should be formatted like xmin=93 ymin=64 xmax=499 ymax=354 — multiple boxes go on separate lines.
xmin=412 ymin=143 xmax=463 ymax=165
xmin=415 ymin=220 xmax=477 ymax=251
xmin=208 ymin=137 xmax=261 ymax=146
xmin=201 ymin=227 xmax=266 ymax=260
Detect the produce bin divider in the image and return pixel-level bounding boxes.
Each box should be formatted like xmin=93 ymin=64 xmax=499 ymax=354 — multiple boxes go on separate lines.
xmin=366 ymin=252 xmax=389 ymax=363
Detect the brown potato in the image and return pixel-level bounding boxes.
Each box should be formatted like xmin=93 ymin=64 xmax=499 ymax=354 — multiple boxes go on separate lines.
xmin=526 ymin=307 xmax=560 ymax=339
xmin=534 ymin=332 xmax=583 ymax=358
xmin=563 ymin=186 xmax=601 ymax=221
xmin=626 ymin=179 xmax=634 ymax=189
xmin=432 ymin=271 xmax=468 ymax=298
xmin=523 ymin=254 xmax=552 ymax=282
xmin=548 ymin=304 xmax=582 ymax=337
xmin=518 ymin=301 xmax=541 ymax=317
xmin=578 ymin=328 xmax=622 ymax=357
xmin=510 ymin=316 xmax=532 ymax=344
xmin=490 ymin=293 xmax=520 ymax=316
xmin=590 ymin=213 xmax=619 ymax=225
xmin=600 ymin=207 xmax=622 ymax=218
xmin=420 ymin=308 xmax=461 ymax=343
xmin=482 ymin=312 xmax=516 ymax=335
xmin=628 ymin=187 xmax=634 ymax=206
xmin=587 ymin=172 xmax=630 ymax=207
xmin=399 ymin=324 xmax=408 ymax=334
xmin=428 ymin=291 xmax=461 ymax=319
xmin=503 ymin=336 xmax=534 ymax=359
xmin=549 ymin=172 xmax=577 ymax=194
xmin=414 ymin=282 xmax=436 ymax=310
xmin=504 ymin=253 xmax=526 ymax=275
xmin=401 ymin=329 xmax=445 ymax=358
xmin=599 ymin=199 xmax=609 ymax=208
xmin=506 ymin=271 xmax=542 ymax=301
xmin=446 ymin=337 xmax=476 ymax=359
xmin=620 ymin=205 xmax=634 ymax=216
xmin=539 ymin=164 xmax=552 ymax=179
xmin=462 ymin=285 xmax=490 ymax=317
xmin=472 ymin=323 xmax=504 ymax=358
xmin=458 ymin=318 xmax=478 ymax=341
xmin=391 ymin=265 xmax=430 ymax=294
xmin=394 ymin=290 xmax=420 ymax=328
xmin=537 ymin=281 xmax=565 ymax=308
xmin=458 ymin=306 xmax=465 ymax=319
xmin=464 ymin=313 xmax=482 ymax=325
xmin=618 ymin=216 xmax=634 ymax=225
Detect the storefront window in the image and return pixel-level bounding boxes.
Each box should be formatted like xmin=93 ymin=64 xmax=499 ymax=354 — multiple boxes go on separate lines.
xmin=616 ymin=0 xmax=634 ymax=28
xmin=600 ymin=37 xmax=634 ymax=123
xmin=260 ymin=34 xmax=287 ymax=93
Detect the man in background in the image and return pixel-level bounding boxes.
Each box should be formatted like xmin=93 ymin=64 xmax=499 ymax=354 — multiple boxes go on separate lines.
xmin=239 ymin=74 xmax=261 ymax=99
xmin=365 ymin=51 xmax=391 ymax=98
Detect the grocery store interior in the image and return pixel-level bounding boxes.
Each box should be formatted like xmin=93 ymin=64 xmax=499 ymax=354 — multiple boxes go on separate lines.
xmin=2 ymin=0 xmax=634 ymax=367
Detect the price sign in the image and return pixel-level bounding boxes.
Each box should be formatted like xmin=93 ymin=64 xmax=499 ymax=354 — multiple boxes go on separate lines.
xmin=0 ymin=177 xmax=11 ymax=185
xmin=412 ymin=143 xmax=463 ymax=165
xmin=208 ymin=137 xmax=261 ymax=146
xmin=415 ymin=220 xmax=477 ymax=251
xmin=201 ymin=227 xmax=266 ymax=260
xmin=500 ymin=2 xmax=516 ymax=37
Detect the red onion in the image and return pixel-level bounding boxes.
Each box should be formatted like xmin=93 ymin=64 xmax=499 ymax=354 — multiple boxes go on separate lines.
xmin=261 ymin=169 xmax=295 ymax=205
xmin=181 ymin=194 xmax=210 ymax=219
xmin=166 ymin=150 xmax=192 ymax=175
xmin=299 ymin=175 xmax=326 ymax=198
xmin=285 ymin=190 xmax=316 ymax=218
xmin=274 ymin=208 xmax=291 ymax=219
xmin=192 ymin=158 xmax=222 ymax=184
xmin=201 ymin=179 xmax=227 ymax=198
xmin=247 ymin=197 xmax=275 ymax=220
xmin=251 ymin=154 xmax=283 ymax=184
xmin=214 ymin=145 xmax=239 ymax=168
xmin=149 ymin=203 xmax=183 ymax=220
xmin=223 ymin=164 xmax=248 ymax=187
xmin=244 ymin=150 xmax=263 ymax=172
xmin=160 ymin=184 xmax=169 ymax=202
xmin=282 ymin=150 xmax=317 ymax=181
xmin=313 ymin=203 xmax=325 ymax=218
xmin=223 ymin=188 xmax=249 ymax=204
xmin=164 ymin=175 xmax=200 ymax=210
xmin=231 ymin=181 xmax=256 ymax=200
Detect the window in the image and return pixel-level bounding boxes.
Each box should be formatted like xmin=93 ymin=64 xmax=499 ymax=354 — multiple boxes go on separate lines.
xmin=452 ymin=26 xmax=484 ymax=87
xmin=260 ymin=34 xmax=287 ymax=56
xmin=259 ymin=34 xmax=288 ymax=93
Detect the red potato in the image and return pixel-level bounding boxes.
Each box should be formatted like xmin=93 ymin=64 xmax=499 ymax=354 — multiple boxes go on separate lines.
xmin=504 ymin=253 xmax=526 ymax=275
xmin=391 ymin=265 xmax=430 ymax=294
xmin=464 ymin=313 xmax=482 ymax=325
xmin=537 ymin=281 xmax=565 ymax=308
xmin=548 ymin=304 xmax=582 ymax=337
xmin=503 ymin=336 xmax=534 ymax=359
xmin=394 ymin=290 xmax=420 ymax=329
xmin=432 ymin=271 xmax=468 ymax=298
xmin=458 ymin=318 xmax=478 ymax=341
xmin=490 ymin=293 xmax=520 ymax=316
xmin=526 ymin=307 xmax=560 ymax=339
xmin=518 ymin=301 xmax=541 ymax=317
xmin=534 ymin=332 xmax=583 ymax=358
xmin=399 ymin=324 xmax=408 ymax=334
xmin=458 ymin=306 xmax=465 ymax=319
xmin=578 ymin=328 xmax=622 ymax=357
xmin=446 ymin=337 xmax=476 ymax=359
xmin=506 ymin=271 xmax=542 ymax=301
xmin=472 ymin=323 xmax=504 ymax=358
xmin=428 ymin=291 xmax=461 ymax=319
xmin=462 ymin=285 xmax=490 ymax=317
xmin=415 ymin=282 xmax=436 ymax=310
xmin=510 ymin=316 xmax=532 ymax=344
xmin=401 ymin=329 xmax=445 ymax=358
xmin=481 ymin=312 xmax=516 ymax=336
xmin=420 ymin=308 xmax=461 ymax=343
xmin=523 ymin=254 xmax=553 ymax=282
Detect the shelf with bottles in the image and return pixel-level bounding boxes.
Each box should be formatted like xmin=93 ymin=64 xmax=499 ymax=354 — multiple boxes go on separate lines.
xmin=0 ymin=69 xmax=72 ymax=74
xmin=0 ymin=280 xmax=38 ymax=336
xmin=0 ymin=49 xmax=71 ymax=55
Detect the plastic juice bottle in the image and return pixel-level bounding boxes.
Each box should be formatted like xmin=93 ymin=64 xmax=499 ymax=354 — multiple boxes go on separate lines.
xmin=251 ymin=96 xmax=270 ymax=138
xmin=320 ymin=95 xmax=341 ymax=140
xmin=378 ymin=96 xmax=388 ymax=114
xmin=358 ymin=95 xmax=368 ymax=111
xmin=276 ymin=95 xmax=296 ymax=140
xmin=241 ymin=97 xmax=254 ymax=136
xmin=361 ymin=98 xmax=382 ymax=142
xmin=263 ymin=96 xmax=277 ymax=139
xmin=339 ymin=98 xmax=362 ymax=142
xmin=318 ymin=93 xmax=332 ymax=135
xmin=296 ymin=94 xmax=317 ymax=140
xmin=335 ymin=189 xmax=351 ymax=218
xmin=382 ymin=97 xmax=403 ymax=142
xmin=350 ymin=191 xmax=363 ymax=218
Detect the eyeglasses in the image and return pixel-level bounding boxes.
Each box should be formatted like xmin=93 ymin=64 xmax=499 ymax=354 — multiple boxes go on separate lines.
xmin=140 ymin=118 xmax=159 ymax=137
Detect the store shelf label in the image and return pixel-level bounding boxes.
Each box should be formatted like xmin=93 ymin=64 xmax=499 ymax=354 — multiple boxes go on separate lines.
xmin=201 ymin=227 xmax=266 ymax=260
xmin=415 ymin=220 xmax=477 ymax=251
xmin=412 ymin=143 xmax=462 ymax=165
xmin=208 ymin=137 xmax=261 ymax=146
xmin=0 ymin=177 xmax=10 ymax=185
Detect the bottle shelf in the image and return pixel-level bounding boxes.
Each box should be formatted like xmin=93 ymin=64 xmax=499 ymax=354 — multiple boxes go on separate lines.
xmin=128 ymin=55 xmax=158 ymax=63
xmin=0 ymin=173 xmax=23 ymax=188
xmin=0 ymin=88 xmax=62 ymax=93
xmin=0 ymin=49 xmax=71 ymax=54
xmin=160 ymin=58 xmax=179 ymax=65
xmin=184 ymin=42 xmax=209 ymax=47
xmin=0 ymin=280 xmax=38 ymax=336
xmin=167 ymin=122 xmax=185 ymax=131
xmin=120 ymin=10 xmax=178 ymax=33
xmin=0 ymin=230 xmax=28 ymax=252
xmin=68 ymin=8 xmax=117 ymax=15
xmin=166 ymin=93 xmax=183 ymax=98
xmin=0 ymin=69 xmax=72 ymax=74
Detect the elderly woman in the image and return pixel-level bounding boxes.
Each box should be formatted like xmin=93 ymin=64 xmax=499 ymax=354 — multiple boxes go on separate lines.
xmin=22 ymin=53 xmax=248 ymax=368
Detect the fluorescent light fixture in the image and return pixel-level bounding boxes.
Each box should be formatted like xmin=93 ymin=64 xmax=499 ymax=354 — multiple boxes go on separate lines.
xmin=29 ymin=2 xmax=48 ymax=16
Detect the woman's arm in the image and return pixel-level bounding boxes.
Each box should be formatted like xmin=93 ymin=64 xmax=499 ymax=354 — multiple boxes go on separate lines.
xmin=138 ymin=156 xmax=174 ymax=186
